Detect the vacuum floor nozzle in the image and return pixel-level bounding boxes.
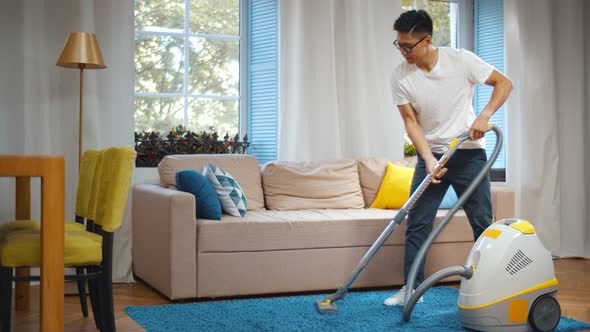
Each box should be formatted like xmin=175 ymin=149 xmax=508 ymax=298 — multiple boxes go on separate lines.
xmin=315 ymin=299 xmax=338 ymax=314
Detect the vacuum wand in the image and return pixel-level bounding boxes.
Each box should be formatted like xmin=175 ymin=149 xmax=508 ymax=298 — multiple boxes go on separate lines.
xmin=316 ymin=210 xmax=407 ymax=314
xmin=315 ymin=129 xmax=475 ymax=314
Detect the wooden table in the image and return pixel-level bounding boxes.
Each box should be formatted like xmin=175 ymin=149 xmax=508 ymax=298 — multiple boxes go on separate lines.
xmin=0 ymin=155 xmax=65 ymax=332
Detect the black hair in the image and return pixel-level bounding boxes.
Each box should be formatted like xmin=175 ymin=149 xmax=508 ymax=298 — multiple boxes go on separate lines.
xmin=393 ymin=9 xmax=433 ymax=36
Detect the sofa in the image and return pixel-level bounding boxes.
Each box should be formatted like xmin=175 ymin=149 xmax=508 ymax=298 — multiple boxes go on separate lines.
xmin=132 ymin=154 xmax=515 ymax=300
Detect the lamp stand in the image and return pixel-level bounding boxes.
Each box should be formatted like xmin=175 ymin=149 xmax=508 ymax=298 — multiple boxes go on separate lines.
xmin=79 ymin=66 xmax=85 ymax=170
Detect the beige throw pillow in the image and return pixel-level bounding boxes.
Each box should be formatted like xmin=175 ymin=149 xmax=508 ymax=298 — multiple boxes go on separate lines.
xmin=261 ymin=160 xmax=365 ymax=210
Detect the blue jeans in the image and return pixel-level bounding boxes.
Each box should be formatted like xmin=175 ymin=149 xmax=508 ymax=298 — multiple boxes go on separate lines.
xmin=403 ymin=149 xmax=492 ymax=286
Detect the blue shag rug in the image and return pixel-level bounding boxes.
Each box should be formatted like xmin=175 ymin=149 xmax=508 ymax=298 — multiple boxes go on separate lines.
xmin=125 ymin=287 xmax=590 ymax=331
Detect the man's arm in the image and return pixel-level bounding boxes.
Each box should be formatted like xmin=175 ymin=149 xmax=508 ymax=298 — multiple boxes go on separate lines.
xmin=398 ymin=103 xmax=446 ymax=183
xmin=470 ymin=69 xmax=513 ymax=139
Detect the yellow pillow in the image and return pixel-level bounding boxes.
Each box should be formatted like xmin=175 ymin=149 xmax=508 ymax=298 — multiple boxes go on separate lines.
xmin=370 ymin=162 xmax=415 ymax=209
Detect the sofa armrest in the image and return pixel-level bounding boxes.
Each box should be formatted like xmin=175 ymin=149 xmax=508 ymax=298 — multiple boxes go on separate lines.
xmin=132 ymin=184 xmax=197 ymax=300
xmin=491 ymin=186 xmax=515 ymax=221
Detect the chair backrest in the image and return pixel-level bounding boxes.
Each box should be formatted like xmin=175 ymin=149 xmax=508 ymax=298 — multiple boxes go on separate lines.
xmin=86 ymin=150 xmax=105 ymax=222
xmin=94 ymin=147 xmax=136 ymax=233
xmin=75 ymin=149 xmax=103 ymax=219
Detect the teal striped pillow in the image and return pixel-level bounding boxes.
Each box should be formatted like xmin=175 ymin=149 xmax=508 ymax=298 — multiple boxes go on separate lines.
xmin=203 ymin=163 xmax=247 ymax=217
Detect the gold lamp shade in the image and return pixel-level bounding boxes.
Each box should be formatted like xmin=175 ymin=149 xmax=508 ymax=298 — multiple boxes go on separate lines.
xmin=56 ymin=32 xmax=106 ymax=69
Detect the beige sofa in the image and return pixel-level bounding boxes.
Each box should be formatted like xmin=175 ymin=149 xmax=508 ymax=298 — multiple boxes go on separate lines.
xmin=132 ymin=154 xmax=514 ymax=300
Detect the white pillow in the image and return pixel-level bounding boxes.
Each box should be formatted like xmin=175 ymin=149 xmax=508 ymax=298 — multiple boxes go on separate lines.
xmin=203 ymin=163 xmax=247 ymax=217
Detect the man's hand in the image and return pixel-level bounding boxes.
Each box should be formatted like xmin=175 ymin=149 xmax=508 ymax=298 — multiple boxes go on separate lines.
xmin=470 ymin=114 xmax=491 ymax=140
xmin=425 ymin=155 xmax=447 ymax=184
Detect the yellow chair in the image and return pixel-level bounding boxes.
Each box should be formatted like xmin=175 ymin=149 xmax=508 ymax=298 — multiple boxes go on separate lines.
xmin=0 ymin=149 xmax=104 ymax=318
xmin=0 ymin=149 xmax=102 ymax=235
xmin=0 ymin=147 xmax=136 ymax=332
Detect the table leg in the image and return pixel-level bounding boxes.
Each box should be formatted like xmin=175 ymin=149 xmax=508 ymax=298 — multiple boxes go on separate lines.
xmin=15 ymin=177 xmax=31 ymax=311
xmin=40 ymin=163 xmax=64 ymax=332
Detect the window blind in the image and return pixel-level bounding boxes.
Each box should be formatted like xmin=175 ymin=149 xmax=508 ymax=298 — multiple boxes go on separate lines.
xmin=474 ymin=0 xmax=505 ymax=171
xmin=248 ymin=0 xmax=279 ymax=164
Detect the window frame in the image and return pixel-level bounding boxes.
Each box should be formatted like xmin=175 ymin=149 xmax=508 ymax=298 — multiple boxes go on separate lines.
xmin=239 ymin=0 xmax=249 ymax=137
xmin=455 ymin=0 xmax=473 ymax=51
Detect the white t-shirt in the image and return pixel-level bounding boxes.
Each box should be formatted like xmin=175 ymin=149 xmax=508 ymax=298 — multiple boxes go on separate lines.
xmin=391 ymin=47 xmax=495 ymax=153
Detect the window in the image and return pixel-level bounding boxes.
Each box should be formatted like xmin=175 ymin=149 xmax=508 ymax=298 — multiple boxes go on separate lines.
xmin=134 ymin=0 xmax=243 ymax=136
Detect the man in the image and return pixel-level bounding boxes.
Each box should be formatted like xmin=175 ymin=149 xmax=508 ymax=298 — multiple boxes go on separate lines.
xmin=384 ymin=9 xmax=513 ymax=306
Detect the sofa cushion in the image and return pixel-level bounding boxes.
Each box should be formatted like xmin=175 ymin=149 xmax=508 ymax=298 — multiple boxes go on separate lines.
xmin=158 ymin=154 xmax=265 ymax=210
xmin=261 ymin=160 xmax=364 ymax=210
xmin=176 ymin=169 xmax=222 ymax=220
xmin=370 ymin=163 xmax=414 ymax=209
xmin=357 ymin=157 xmax=417 ymax=207
xmin=197 ymin=209 xmax=472 ymax=252
xmin=203 ymin=164 xmax=247 ymax=217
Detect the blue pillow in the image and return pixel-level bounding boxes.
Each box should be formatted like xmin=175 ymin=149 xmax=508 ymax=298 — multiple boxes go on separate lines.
xmin=176 ymin=169 xmax=222 ymax=220
xmin=439 ymin=186 xmax=459 ymax=209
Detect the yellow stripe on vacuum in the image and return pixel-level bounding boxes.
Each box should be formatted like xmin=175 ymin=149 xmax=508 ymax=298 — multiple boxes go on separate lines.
xmin=482 ymin=228 xmax=502 ymax=239
xmin=458 ymin=278 xmax=559 ymax=310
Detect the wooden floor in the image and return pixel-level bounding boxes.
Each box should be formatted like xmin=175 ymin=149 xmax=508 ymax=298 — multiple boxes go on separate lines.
xmin=7 ymin=258 xmax=590 ymax=331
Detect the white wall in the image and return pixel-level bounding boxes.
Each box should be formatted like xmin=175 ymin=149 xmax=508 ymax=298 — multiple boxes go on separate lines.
xmin=0 ymin=0 xmax=137 ymax=281
xmin=0 ymin=1 xmax=25 ymax=222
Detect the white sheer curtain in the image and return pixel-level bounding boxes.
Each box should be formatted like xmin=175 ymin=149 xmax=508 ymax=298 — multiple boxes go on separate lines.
xmin=0 ymin=0 xmax=136 ymax=281
xmin=279 ymin=0 xmax=404 ymax=161
xmin=505 ymin=0 xmax=589 ymax=258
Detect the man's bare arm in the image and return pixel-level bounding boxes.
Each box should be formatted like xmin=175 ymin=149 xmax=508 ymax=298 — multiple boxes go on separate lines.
xmin=470 ymin=70 xmax=513 ymax=139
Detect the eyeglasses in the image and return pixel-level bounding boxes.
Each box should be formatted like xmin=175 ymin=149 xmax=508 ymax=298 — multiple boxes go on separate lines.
xmin=393 ymin=34 xmax=429 ymax=53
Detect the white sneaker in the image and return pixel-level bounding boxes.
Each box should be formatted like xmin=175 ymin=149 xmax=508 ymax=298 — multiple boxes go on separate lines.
xmin=383 ymin=285 xmax=424 ymax=306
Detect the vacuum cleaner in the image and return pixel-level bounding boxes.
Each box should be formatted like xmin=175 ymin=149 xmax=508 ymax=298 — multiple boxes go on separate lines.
xmin=402 ymin=217 xmax=561 ymax=332
xmin=458 ymin=218 xmax=560 ymax=331
xmin=316 ymin=125 xmax=562 ymax=332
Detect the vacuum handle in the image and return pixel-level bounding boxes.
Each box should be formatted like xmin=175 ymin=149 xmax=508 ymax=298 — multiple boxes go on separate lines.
xmin=402 ymin=124 xmax=494 ymax=212
xmin=435 ymin=124 xmax=494 ymax=171
xmin=450 ymin=123 xmax=494 ymax=150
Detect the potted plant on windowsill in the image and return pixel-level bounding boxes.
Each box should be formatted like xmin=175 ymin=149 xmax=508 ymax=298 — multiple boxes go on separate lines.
xmin=134 ymin=125 xmax=250 ymax=167
xmin=404 ymin=133 xmax=417 ymax=158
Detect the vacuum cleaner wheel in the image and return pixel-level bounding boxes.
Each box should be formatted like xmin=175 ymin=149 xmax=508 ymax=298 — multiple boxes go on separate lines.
xmin=528 ymin=295 xmax=561 ymax=332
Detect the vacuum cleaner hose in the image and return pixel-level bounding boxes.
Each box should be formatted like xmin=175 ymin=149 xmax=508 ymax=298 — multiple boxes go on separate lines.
xmin=403 ymin=125 xmax=503 ymax=320
xmin=402 ymin=265 xmax=474 ymax=321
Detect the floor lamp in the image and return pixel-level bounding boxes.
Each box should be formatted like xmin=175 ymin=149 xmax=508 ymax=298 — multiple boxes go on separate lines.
xmin=56 ymin=32 xmax=106 ymax=168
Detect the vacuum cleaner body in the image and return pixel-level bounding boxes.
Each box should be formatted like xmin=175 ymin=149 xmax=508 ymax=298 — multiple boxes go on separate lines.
xmin=458 ymin=218 xmax=560 ymax=332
